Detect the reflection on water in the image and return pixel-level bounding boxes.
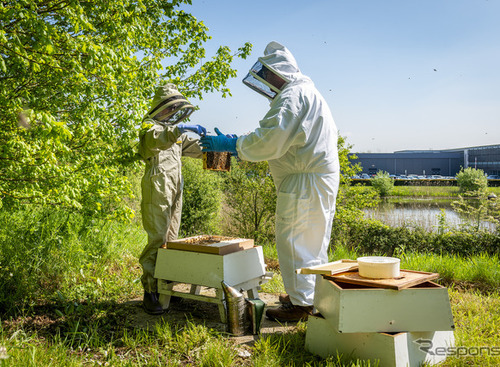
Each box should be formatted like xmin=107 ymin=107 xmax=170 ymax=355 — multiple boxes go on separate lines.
xmin=364 ymin=199 xmax=497 ymax=232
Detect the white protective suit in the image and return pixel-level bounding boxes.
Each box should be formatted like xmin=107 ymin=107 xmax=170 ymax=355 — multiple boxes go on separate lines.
xmin=237 ymin=42 xmax=340 ymax=306
xmin=138 ymin=85 xmax=203 ymax=293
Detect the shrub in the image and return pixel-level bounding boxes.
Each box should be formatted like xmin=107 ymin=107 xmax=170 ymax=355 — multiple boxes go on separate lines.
xmin=180 ymin=157 xmax=224 ymax=236
xmin=222 ymin=159 xmax=276 ymax=242
xmin=332 ymin=217 xmax=500 ymax=257
xmin=371 ymin=171 xmax=394 ymax=197
xmin=334 ymin=135 xmax=379 ymax=231
xmin=456 ymin=167 xmax=488 ymax=194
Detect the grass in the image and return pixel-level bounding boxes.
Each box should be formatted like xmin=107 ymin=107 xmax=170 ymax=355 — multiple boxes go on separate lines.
xmin=446 ymin=289 xmax=500 ymax=366
xmin=391 ymin=186 xmax=462 ymax=197
xmin=2 ymin=234 xmax=500 ymax=366
xmin=1 ymin=191 xmax=500 ymax=365
xmin=348 ymin=184 xmax=500 ymax=198
xmin=2 ymin=264 xmax=500 ymax=366
xmin=332 ymin=244 xmax=500 ymax=292
xmin=401 ymin=252 xmax=500 ymax=292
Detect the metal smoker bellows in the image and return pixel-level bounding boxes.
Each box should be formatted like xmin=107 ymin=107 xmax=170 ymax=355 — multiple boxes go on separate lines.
xmin=221 ymin=281 xmax=246 ymax=336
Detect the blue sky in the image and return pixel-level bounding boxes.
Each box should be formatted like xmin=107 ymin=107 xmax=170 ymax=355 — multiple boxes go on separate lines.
xmin=179 ymin=0 xmax=500 ymax=153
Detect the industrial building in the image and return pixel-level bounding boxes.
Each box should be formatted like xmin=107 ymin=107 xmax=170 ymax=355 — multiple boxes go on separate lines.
xmin=350 ymin=144 xmax=500 ymax=177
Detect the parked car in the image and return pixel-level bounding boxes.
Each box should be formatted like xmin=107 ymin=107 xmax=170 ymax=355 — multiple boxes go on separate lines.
xmin=487 ymin=175 xmax=500 ymax=180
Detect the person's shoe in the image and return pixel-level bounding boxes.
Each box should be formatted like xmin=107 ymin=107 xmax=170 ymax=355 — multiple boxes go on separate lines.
xmin=266 ymin=302 xmax=314 ymax=322
xmin=143 ymin=292 xmax=165 ymax=315
xmin=278 ymin=293 xmax=291 ymax=304
xmin=155 ymin=292 xmax=182 ymax=304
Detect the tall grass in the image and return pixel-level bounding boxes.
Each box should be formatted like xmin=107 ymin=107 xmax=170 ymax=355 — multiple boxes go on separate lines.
xmin=391 ymin=186 xmax=461 ymax=197
xmin=331 ymin=244 xmax=500 ymax=292
xmin=401 ymin=252 xmax=500 ymax=292
xmin=0 ymin=208 xmax=146 ymax=315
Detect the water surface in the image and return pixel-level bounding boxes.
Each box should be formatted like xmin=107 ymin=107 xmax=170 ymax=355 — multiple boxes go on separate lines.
xmin=364 ymin=199 xmax=497 ymax=232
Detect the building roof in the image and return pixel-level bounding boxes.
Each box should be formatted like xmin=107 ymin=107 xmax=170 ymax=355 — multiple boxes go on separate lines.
xmin=358 ymin=143 xmax=500 ymax=155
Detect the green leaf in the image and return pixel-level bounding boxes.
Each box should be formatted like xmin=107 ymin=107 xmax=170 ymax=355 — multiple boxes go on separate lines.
xmin=0 ymin=0 xmax=250 ymax=220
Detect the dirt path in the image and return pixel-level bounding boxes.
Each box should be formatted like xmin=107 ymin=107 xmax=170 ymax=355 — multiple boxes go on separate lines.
xmin=124 ymin=287 xmax=299 ymax=346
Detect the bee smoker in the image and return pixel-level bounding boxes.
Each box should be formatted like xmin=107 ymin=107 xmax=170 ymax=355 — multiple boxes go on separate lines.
xmin=221 ymin=281 xmax=246 ymax=336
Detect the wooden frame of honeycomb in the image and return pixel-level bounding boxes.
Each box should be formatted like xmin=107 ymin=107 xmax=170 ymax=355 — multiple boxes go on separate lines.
xmin=164 ymin=235 xmax=254 ymax=255
xmin=203 ymin=152 xmax=231 ymax=172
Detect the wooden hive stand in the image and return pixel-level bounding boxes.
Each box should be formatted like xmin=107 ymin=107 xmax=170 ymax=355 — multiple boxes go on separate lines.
xmin=154 ymin=236 xmax=271 ymax=323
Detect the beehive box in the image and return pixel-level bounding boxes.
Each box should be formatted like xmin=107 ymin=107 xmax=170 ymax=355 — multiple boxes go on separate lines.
xmin=203 ymin=152 xmax=231 ymax=171
xmin=314 ymin=275 xmax=454 ymax=333
xmin=305 ymin=314 xmax=454 ymax=366
xmin=166 ymin=235 xmax=254 ymax=255
xmin=154 ymin=246 xmax=266 ymax=289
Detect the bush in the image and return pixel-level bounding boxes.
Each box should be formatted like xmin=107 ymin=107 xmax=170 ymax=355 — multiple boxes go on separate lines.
xmin=371 ymin=171 xmax=394 ymax=197
xmin=456 ymin=167 xmax=488 ymax=194
xmin=222 ymin=159 xmax=276 ymax=242
xmin=180 ymin=157 xmax=224 ymax=236
xmin=332 ymin=217 xmax=500 ymax=257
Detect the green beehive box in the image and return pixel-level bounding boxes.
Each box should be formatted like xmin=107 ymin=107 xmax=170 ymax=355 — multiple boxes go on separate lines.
xmin=314 ymin=275 xmax=454 ymax=334
xmin=305 ymin=314 xmax=454 ymax=366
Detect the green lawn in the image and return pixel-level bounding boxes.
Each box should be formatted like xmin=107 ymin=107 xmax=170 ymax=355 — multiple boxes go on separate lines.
xmin=1 ymin=239 xmax=500 ymax=366
xmin=1 ymin=190 xmax=500 ymax=366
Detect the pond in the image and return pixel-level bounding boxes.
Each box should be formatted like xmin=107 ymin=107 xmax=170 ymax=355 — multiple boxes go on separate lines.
xmin=364 ymin=199 xmax=498 ymax=232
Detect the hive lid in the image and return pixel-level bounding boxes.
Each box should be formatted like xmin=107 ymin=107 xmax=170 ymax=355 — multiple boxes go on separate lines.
xmin=296 ymin=259 xmax=358 ymax=275
xmin=166 ymin=235 xmax=254 ymax=255
xmin=325 ymin=269 xmax=439 ymax=290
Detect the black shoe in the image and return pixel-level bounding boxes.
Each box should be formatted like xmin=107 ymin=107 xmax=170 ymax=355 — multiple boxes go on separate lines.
xmin=143 ymin=292 xmax=165 ymax=315
xmin=155 ymin=292 xmax=182 ymax=304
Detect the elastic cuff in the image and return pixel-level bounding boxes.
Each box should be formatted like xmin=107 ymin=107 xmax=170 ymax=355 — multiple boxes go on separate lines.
xmin=174 ymin=125 xmax=183 ymax=137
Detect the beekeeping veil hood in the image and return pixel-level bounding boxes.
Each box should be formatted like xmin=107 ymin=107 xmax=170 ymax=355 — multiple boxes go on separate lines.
xmin=145 ymin=83 xmax=195 ymax=125
xmin=243 ymin=41 xmax=301 ymax=100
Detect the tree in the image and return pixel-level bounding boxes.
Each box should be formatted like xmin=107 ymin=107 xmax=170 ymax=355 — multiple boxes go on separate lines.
xmin=452 ymin=191 xmax=499 ymax=232
xmin=371 ymin=170 xmax=394 ymax=197
xmin=455 ymin=167 xmax=488 ymax=195
xmin=333 ymin=135 xmax=378 ymax=228
xmin=0 ymin=1 xmax=251 ymax=218
xmin=222 ymin=135 xmax=378 ymax=243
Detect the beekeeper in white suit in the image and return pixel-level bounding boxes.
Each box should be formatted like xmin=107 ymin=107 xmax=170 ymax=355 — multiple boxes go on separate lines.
xmin=201 ymin=41 xmax=339 ymax=322
xmin=139 ymin=83 xmax=206 ymax=315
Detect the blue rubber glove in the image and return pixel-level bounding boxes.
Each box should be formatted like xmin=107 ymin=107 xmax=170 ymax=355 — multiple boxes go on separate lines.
xmin=200 ymin=127 xmax=238 ymax=155
xmin=177 ymin=124 xmax=207 ymax=136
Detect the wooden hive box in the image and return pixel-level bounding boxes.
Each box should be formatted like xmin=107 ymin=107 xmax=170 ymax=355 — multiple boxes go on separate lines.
xmin=305 ymin=314 xmax=454 ymax=366
xmin=314 ymin=274 xmax=455 ymax=333
xmin=154 ymin=246 xmax=266 ymax=289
